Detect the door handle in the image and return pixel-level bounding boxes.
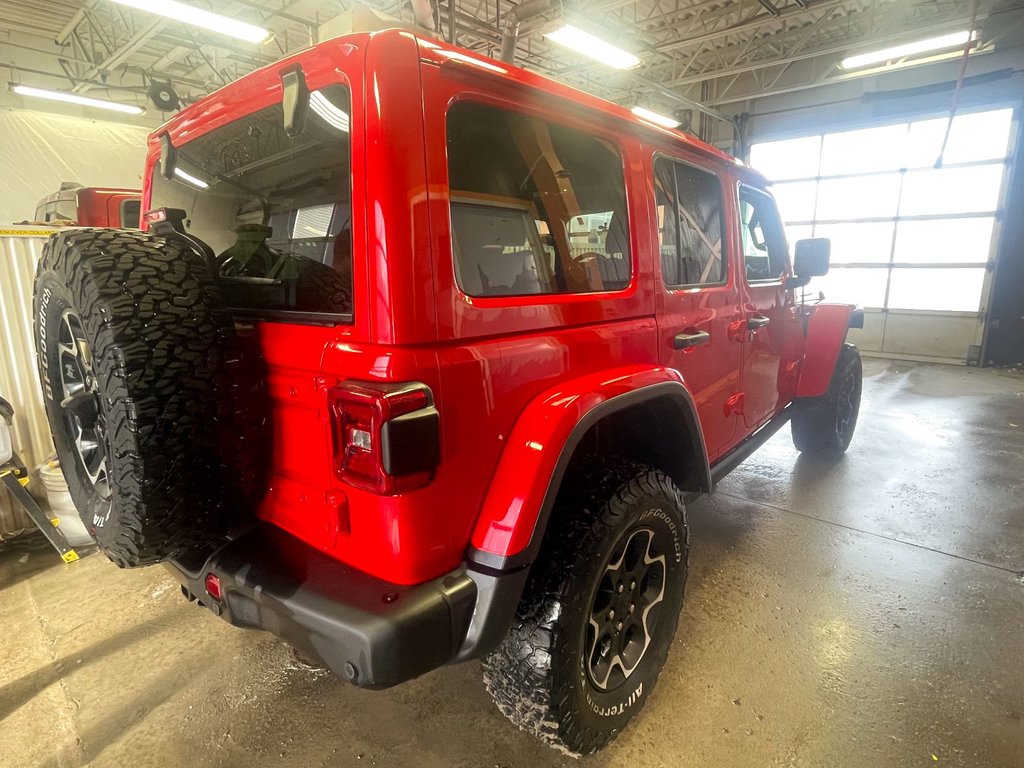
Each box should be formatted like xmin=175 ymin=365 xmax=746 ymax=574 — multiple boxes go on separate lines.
xmin=673 ymin=330 xmax=711 ymax=350
xmin=747 ymin=315 xmax=770 ymax=330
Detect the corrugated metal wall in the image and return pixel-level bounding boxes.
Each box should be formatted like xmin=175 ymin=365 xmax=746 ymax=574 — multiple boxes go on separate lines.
xmin=0 ymin=227 xmax=59 ymax=537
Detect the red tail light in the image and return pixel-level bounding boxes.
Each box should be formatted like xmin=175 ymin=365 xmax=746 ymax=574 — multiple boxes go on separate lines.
xmin=142 ymin=208 xmax=167 ymax=225
xmin=204 ymin=573 xmax=222 ymax=602
xmin=330 ymin=382 xmax=440 ymax=494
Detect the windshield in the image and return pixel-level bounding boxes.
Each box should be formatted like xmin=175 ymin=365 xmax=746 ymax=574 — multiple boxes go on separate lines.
xmin=149 ymin=83 xmax=353 ymax=321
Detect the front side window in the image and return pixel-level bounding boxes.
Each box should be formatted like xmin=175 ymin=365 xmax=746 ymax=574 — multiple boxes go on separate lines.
xmin=654 ymin=157 xmax=726 ymax=287
xmin=446 ymin=102 xmax=630 ymax=297
xmin=739 ymin=187 xmax=789 ymax=282
xmin=149 ymin=84 xmax=353 ymax=319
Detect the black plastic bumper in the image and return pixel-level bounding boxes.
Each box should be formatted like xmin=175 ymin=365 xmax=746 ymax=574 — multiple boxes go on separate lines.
xmin=165 ymin=524 xmax=478 ymax=689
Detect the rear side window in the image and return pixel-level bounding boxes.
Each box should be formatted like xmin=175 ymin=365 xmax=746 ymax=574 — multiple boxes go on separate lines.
xmin=739 ymin=186 xmax=789 ymax=282
xmin=654 ymin=156 xmax=726 ymax=287
xmin=446 ymin=102 xmax=630 ymax=297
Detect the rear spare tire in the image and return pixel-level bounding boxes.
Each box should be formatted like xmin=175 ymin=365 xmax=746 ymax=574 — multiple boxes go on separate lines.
xmin=34 ymin=228 xmax=262 ymax=567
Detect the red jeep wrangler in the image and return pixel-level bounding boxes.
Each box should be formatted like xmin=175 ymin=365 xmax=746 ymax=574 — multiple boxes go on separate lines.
xmin=33 ymin=29 xmax=862 ymax=755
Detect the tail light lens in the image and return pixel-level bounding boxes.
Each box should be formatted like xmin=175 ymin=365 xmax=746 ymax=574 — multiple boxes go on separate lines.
xmin=330 ymin=381 xmax=440 ymax=494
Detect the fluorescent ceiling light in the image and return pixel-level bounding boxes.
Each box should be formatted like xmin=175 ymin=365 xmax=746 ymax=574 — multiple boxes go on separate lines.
xmin=12 ymin=84 xmax=143 ymax=114
xmin=309 ymin=90 xmax=350 ymax=132
xmin=108 ymin=0 xmax=270 ymax=44
xmin=174 ymin=167 xmax=209 ymax=189
xmin=840 ymin=31 xmax=976 ymax=70
xmin=632 ymin=106 xmax=680 ymax=128
xmin=544 ymin=24 xmax=641 ymax=69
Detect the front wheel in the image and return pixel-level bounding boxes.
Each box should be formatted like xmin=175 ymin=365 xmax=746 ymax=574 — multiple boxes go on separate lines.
xmin=792 ymin=342 xmax=863 ymax=457
xmin=482 ymin=461 xmax=688 ymax=756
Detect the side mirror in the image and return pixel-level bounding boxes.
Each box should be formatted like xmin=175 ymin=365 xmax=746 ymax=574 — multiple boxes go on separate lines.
xmin=790 ymin=238 xmax=830 ymax=288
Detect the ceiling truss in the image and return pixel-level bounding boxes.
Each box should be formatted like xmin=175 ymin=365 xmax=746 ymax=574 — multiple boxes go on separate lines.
xmin=0 ymin=0 xmax=1019 ymax=123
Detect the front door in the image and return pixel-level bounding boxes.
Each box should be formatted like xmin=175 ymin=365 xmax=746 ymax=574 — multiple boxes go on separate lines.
xmin=654 ymin=155 xmax=744 ymax=463
xmin=737 ymin=185 xmax=793 ymax=430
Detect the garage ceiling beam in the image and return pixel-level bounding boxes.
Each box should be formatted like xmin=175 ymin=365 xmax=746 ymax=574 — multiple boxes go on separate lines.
xmin=650 ymin=11 xmax=994 ymax=91
xmin=71 ymin=17 xmax=164 ymax=93
xmin=653 ymin=0 xmax=851 ymax=56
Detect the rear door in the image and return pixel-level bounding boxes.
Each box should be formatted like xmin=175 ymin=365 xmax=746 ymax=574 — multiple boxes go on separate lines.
xmin=737 ymin=184 xmax=794 ymax=430
xmin=654 ymin=154 xmax=744 ymax=462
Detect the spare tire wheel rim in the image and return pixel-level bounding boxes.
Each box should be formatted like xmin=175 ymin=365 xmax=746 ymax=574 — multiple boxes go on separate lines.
xmin=57 ymin=308 xmax=112 ymax=502
xmin=586 ymin=526 xmax=667 ymax=692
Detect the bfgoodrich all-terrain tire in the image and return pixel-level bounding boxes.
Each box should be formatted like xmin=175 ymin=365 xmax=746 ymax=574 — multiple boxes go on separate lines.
xmin=483 ymin=461 xmax=689 ymax=756
xmin=791 ymin=342 xmax=863 ymax=457
xmin=34 ymin=228 xmax=263 ymax=567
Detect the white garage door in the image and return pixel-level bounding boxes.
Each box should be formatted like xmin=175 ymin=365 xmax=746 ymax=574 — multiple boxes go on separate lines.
xmin=750 ymin=107 xmax=1016 ymax=362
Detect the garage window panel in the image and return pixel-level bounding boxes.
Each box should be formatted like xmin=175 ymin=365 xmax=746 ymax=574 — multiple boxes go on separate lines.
xmin=815 ymin=174 xmax=902 ymax=221
xmin=906 ymin=109 xmax=1014 ymax=167
xmin=899 ymin=164 xmax=1005 ymax=216
xmin=785 ymin=224 xmax=814 ymax=248
xmin=770 ymin=180 xmax=817 ymax=222
xmin=748 ymin=135 xmax=821 ymax=180
xmin=819 ymin=124 xmax=909 ymax=175
xmin=887 ymin=268 xmax=988 ymax=312
xmin=813 ymin=221 xmax=895 ymax=264
xmin=749 ymin=106 xmax=1012 ymax=334
xmin=813 ymin=267 xmax=889 ymax=308
xmin=893 ymin=217 xmax=996 ymax=265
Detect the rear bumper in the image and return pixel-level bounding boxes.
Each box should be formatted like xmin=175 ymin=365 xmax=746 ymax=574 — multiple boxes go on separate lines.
xmin=165 ymin=524 xmax=478 ymax=688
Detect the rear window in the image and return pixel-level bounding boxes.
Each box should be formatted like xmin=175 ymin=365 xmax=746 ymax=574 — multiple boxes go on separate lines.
xmin=149 ymin=84 xmax=353 ymax=321
xmin=120 ymin=198 xmax=141 ymax=228
xmin=446 ymin=101 xmax=631 ymax=297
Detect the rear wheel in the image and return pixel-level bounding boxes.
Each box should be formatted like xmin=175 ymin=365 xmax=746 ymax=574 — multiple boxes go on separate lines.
xmin=482 ymin=461 xmax=688 ymax=756
xmin=34 ymin=228 xmax=264 ymax=567
xmin=792 ymin=342 xmax=862 ymax=457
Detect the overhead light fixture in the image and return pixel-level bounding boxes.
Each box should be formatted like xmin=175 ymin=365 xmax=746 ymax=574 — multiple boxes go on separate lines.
xmin=174 ymin=167 xmax=209 ymax=189
xmin=11 ymin=84 xmax=144 ymax=114
xmin=544 ymin=24 xmax=641 ymax=69
xmin=107 ymin=0 xmax=270 ymax=44
xmin=632 ymin=106 xmax=680 ymax=129
xmin=309 ymin=90 xmax=350 ymax=133
xmin=840 ymin=30 xmax=977 ymax=70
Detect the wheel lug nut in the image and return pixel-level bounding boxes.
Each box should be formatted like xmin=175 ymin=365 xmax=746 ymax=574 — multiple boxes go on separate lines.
xmin=607 ymin=609 xmax=615 ymax=621
xmin=629 ymin=603 xmax=635 ymax=613
xmin=617 ymin=583 xmax=624 ymax=594
xmin=630 ymin=580 xmax=636 ymax=590
xmin=616 ymin=621 xmax=624 ymax=632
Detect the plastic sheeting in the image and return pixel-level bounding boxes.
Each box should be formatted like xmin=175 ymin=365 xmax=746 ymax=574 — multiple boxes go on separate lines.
xmin=0 ymin=108 xmax=149 ymax=224
xmin=0 ymin=227 xmax=60 ymax=536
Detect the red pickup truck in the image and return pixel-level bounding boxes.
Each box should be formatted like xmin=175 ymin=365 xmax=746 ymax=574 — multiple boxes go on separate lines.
xmin=33 ymin=182 xmax=141 ymax=228
xmin=33 ymin=29 xmax=861 ymax=755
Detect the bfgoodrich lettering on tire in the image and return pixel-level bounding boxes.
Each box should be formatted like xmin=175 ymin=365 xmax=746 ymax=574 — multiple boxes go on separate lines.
xmin=33 ymin=228 xmax=265 ymax=567
xmin=482 ymin=460 xmax=689 ymax=756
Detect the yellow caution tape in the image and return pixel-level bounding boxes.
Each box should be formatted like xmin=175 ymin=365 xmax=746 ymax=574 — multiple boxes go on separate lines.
xmin=61 ymin=550 xmax=80 ymax=563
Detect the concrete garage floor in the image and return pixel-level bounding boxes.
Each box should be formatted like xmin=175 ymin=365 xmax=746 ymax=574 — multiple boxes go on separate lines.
xmin=1 ymin=358 xmax=1022 ymax=768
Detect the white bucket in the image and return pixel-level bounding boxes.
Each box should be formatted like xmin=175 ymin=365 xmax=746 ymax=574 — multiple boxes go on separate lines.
xmin=38 ymin=460 xmax=95 ymax=547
